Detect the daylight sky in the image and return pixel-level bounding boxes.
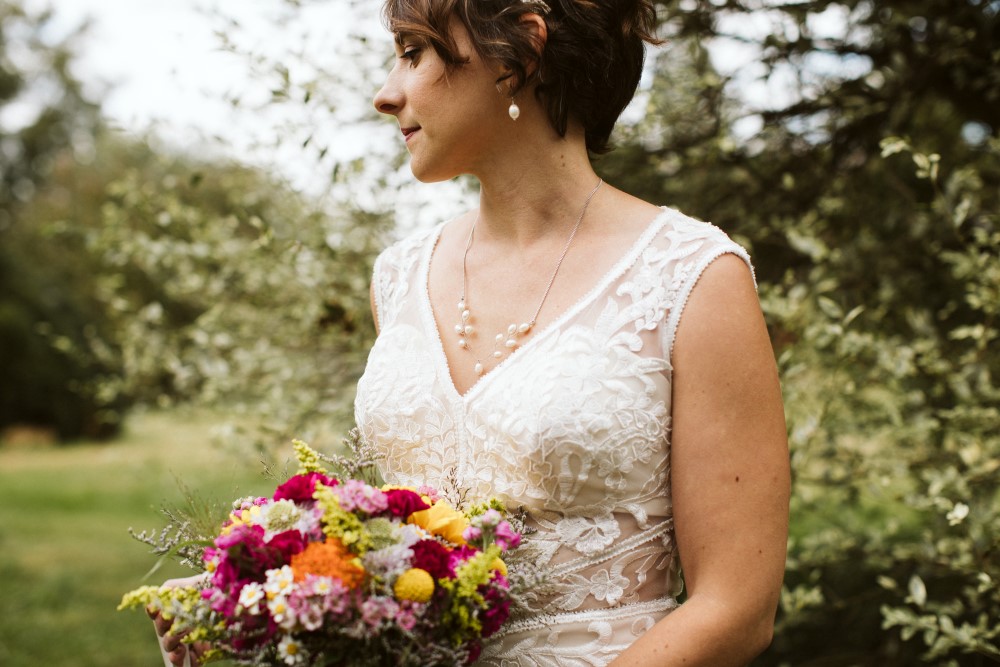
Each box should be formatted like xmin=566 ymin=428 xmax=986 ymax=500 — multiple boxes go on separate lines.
xmin=37 ymin=1 xmax=368 ymax=157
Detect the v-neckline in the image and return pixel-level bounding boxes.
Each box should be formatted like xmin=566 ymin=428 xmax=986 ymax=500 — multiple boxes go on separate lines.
xmin=418 ymin=207 xmax=671 ymax=403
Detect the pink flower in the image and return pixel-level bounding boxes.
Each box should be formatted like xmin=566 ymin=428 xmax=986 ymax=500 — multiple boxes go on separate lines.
xmin=360 ymin=596 xmax=400 ymax=628
xmin=462 ymin=525 xmax=483 ymax=542
xmin=287 ymin=589 xmax=325 ymax=631
xmin=382 ymin=488 xmax=430 ymax=518
xmin=494 ymin=520 xmax=521 ymax=551
xmin=396 ymin=602 xmax=420 ymax=631
xmin=417 ymin=484 xmax=441 ymax=503
xmin=332 ymin=479 xmax=389 ymax=515
xmin=273 ymin=472 xmax=337 ymax=503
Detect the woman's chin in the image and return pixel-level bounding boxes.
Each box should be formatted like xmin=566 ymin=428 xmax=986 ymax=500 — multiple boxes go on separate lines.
xmin=409 ymin=161 xmax=457 ymax=184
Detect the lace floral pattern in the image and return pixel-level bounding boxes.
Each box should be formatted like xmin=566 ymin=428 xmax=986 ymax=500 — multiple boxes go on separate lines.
xmin=355 ymin=208 xmax=753 ymax=666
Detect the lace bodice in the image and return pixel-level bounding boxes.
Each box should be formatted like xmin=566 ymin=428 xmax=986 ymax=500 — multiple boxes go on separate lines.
xmin=354 ymin=207 xmax=753 ymax=666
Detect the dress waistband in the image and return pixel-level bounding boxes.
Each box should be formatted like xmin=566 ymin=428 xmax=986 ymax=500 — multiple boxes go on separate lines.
xmin=492 ymin=596 xmax=679 ymax=640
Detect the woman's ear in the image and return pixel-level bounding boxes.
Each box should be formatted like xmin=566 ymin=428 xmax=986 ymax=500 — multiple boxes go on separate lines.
xmin=521 ymin=12 xmax=548 ymax=77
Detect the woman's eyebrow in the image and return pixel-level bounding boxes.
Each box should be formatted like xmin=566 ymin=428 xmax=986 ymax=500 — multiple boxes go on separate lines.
xmin=394 ymin=32 xmax=412 ymax=46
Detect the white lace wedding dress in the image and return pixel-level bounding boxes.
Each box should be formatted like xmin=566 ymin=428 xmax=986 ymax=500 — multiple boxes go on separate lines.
xmin=354 ymin=207 xmax=753 ymax=666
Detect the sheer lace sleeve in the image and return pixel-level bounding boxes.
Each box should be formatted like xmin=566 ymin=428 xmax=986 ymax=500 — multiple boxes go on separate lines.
xmin=658 ymin=211 xmax=755 ymax=358
xmin=370 ymin=225 xmax=441 ymax=331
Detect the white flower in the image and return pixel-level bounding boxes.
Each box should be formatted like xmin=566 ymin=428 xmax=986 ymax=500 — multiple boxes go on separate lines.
xmin=264 ymin=566 xmax=296 ymax=598
xmin=260 ymin=499 xmax=304 ymax=535
xmin=362 ymin=543 xmax=414 ymax=579
xmin=312 ymin=577 xmax=332 ymax=596
xmin=268 ymin=596 xmax=295 ymax=628
xmin=237 ymin=582 xmax=265 ymax=614
xmin=947 ymin=502 xmax=970 ymax=526
xmin=277 ymin=635 xmax=306 ymax=665
xmin=397 ymin=523 xmax=423 ymax=547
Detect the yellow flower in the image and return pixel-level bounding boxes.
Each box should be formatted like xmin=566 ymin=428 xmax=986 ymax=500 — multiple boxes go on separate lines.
xmin=394 ymin=568 xmax=435 ymax=602
xmin=408 ymin=500 xmax=469 ymax=545
xmin=220 ymin=505 xmax=262 ymax=535
xmin=491 ymin=558 xmax=507 ymax=577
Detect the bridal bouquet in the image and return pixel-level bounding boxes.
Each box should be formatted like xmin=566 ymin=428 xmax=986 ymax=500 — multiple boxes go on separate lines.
xmin=120 ymin=440 xmax=522 ymax=666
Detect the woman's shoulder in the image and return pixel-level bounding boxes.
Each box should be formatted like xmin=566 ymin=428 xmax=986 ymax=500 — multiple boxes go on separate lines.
xmin=658 ymin=206 xmax=742 ymax=246
xmin=654 ymin=206 xmax=755 ymax=283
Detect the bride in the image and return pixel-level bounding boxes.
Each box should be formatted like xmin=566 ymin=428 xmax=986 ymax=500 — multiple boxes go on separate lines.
xmin=358 ymin=0 xmax=789 ymax=664
xmin=154 ymin=0 xmax=789 ymax=664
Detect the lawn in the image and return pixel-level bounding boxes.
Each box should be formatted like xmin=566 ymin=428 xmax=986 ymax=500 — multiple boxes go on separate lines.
xmin=0 ymin=409 xmax=278 ymax=666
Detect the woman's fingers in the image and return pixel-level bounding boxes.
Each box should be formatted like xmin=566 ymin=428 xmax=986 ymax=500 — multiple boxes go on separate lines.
xmin=161 ymin=631 xmax=181 ymax=652
xmin=167 ymin=646 xmax=189 ymax=667
xmin=153 ymin=612 xmax=173 ymax=637
xmin=148 ymin=574 xmax=210 ymax=666
xmin=191 ymin=641 xmax=210 ymax=662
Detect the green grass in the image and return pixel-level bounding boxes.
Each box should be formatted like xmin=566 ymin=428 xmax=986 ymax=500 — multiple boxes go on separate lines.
xmin=0 ymin=409 xmax=276 ymax=666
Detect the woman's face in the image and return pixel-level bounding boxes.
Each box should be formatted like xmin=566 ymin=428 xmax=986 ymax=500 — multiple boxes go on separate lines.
xmin=373 ymin=18 xmax=508 ymax=182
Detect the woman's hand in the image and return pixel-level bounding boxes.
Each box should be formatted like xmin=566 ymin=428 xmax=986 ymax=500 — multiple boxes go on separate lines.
xmin=147 ymin=574 xmax=210 ymax=667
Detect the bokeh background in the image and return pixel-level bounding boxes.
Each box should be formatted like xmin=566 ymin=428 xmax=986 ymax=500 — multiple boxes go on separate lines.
xmin=0 ymin=0 xmax=997 ymax=664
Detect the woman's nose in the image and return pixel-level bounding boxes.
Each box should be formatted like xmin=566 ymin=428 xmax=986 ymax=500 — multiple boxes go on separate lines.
xmin=373 ymin=72 xmax=401 ymax=116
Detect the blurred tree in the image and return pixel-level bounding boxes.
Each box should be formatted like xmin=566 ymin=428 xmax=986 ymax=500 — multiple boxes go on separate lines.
xmin=0 ymin=2 xmax=100 ymax=211
xmin=604 ymin=0 xmax=998 ymax=313
xmin=82 ymin=135 xmax=390 ymax=450
xmin=0 ymin=0 xmax=396 ymax=444
xmin=0 ymin=1 xmax=118 ymax=439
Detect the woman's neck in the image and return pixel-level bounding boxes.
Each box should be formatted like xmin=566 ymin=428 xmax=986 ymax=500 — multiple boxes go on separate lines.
xmin=471 ymin=123 xmax=601 ymax=248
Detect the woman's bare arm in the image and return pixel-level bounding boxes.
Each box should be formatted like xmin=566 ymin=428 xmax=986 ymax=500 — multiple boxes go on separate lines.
xmin=611 ymin=254 xmax=790 ymax=666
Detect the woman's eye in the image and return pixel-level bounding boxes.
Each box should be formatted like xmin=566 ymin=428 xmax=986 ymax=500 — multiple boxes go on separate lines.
xmin=401 ymin=47 xmax=422 ymax=65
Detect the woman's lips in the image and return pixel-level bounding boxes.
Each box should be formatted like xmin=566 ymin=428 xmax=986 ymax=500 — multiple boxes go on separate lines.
xmin=401 ymin=126 xmax=420 ymax=142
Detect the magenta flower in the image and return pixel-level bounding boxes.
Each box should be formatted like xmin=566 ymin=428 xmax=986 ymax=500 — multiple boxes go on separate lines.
xmin=273 ymin=472 xmax=337 ymax=503
xmin=212 ymin=524 xmax=302 ymax=588
xmin=267 ymin=529 xmax=307 ymax=560
xmin=446 ymin=545 xmax=479 ymax=576
xmin=382 ymin=488 xmax=430 ymax=518
xmin=409 ymin=539 xmax=452 ymax=579
xmin=479 ymin=573 xmax=511 ymax=637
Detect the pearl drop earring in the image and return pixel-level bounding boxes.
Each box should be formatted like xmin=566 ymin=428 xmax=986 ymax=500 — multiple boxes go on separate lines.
xmin=508 ymin=99 xmax=520 ymax=121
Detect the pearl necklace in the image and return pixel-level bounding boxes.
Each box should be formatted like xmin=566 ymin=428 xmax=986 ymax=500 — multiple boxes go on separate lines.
xmin=455 ymin=179 xmax=604 ymax=376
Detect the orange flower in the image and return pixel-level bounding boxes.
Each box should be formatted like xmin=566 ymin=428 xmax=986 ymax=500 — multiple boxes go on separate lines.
xmin=289 ymin=537 xmax=365 ymax=588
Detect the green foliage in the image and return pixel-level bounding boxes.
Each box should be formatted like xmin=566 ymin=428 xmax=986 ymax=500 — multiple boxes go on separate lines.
xmin=764 ymin=141 xmax=1000 ymax=666
xmin=82 ymin=139 xmax=389 ymax=450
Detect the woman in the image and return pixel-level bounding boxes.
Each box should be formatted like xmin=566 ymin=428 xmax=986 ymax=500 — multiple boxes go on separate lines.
xmin=357 ymin=0 xmax=789 ymax=664
xmin=155 ymin=0 xmax=789 ymax=664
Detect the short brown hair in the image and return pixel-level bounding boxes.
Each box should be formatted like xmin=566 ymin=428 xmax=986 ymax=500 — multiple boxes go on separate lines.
xmin=381 ymin=0 xmax=660 ymax=154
